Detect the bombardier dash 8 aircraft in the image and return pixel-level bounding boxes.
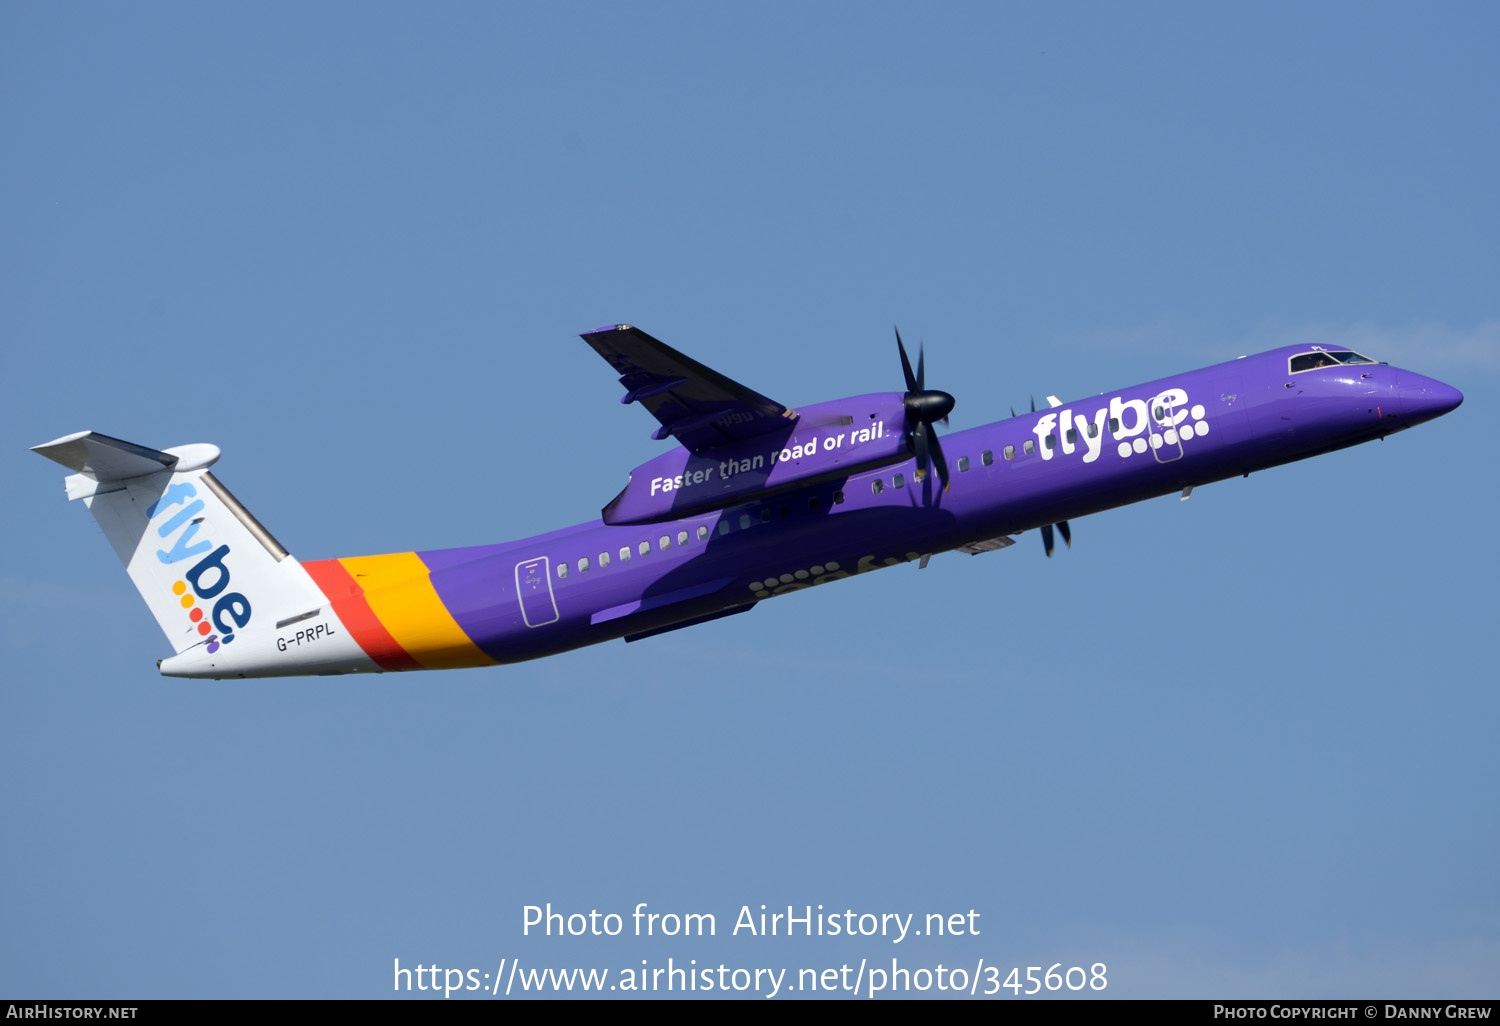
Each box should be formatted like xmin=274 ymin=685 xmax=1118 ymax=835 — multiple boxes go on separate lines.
xmin=34 ymin=324 xmax=1462 ymax=679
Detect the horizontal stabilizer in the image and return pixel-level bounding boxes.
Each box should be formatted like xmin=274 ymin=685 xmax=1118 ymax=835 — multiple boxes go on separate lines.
xmin=33 ymin=432 xmax=223 ymax=501
xmin=31 ymin=431 xmax=179 ymax=481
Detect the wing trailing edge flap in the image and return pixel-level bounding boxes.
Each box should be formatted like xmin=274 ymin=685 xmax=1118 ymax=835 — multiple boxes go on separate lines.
xmin=590 ymin=575 xmax=738 ymax=627
xmin=580 ymin=324 xmax=797 ymax=453
xmin=624 ymin=604 xmax=755 ymax=643
xmin=590 ymin=574 xmax=758 ymax=642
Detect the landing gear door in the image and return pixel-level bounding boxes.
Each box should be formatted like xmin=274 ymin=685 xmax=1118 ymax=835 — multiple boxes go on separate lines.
xmin=1150 ymin=393 xmax=1185 ymax=463
xmin=515 ymin=557 xmax=560 ymax=627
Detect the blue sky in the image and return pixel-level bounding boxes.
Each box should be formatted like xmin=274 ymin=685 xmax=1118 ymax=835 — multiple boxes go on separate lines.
xmin=3 ymin=1 xmax=1496 ymax=999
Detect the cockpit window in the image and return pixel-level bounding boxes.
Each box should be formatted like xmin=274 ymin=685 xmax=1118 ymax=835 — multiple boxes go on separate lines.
xmin=1290 ymin=350 xmax=1375 ymax=373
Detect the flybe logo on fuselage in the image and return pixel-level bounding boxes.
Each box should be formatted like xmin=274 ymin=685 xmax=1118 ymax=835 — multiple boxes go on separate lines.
xmin=147 ymin=481 xmax=251 ymax=653
xmin=1030 ymin=387 xmax=1210 ymax=464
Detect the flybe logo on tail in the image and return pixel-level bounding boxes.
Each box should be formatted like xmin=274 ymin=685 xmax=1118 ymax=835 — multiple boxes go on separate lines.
xmin=147 ymin=482 xmax=252 ymax=653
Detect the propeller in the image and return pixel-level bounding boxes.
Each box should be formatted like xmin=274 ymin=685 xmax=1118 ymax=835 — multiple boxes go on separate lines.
xmin=1023 ymin=396 xmax=1072 ymax=557
xmin=895 ymin=328 xmax=956 ymax=489
xmin=1040 ymin=519 xmax=1072 ymax=557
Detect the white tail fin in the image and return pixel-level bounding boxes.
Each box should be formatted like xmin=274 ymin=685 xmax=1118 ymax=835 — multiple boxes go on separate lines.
xmin=33 ymin=432 xmax=371 ymax=677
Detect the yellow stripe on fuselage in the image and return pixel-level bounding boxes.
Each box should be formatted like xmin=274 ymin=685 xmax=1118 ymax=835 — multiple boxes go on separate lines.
xmin=338 ymin=553 xmax=496 ymax=670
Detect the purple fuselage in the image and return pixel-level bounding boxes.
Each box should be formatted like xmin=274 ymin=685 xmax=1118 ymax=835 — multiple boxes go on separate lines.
xmin=412 ymin=346 xmax=1462 ymax=664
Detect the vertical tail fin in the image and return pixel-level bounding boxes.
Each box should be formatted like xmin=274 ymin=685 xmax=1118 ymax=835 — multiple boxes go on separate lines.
xmin=33 ymin=432 xmax=374 ymax=677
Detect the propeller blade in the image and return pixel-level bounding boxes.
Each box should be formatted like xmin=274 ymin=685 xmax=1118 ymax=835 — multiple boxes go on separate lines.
xmin=913 ymin=420 xmax=931 ymax=480
xmin=1041 ymin=523 xmax=1055 ymax=557
xmin=1031 ymin=395 xmax=1037 ymax=413
xmin=1057 ymin=520 xmax=1072 ymax=549
xmin=1010 ymin=404 xmax=1017 ymax=419
xmin=916 ymin=342 xmax=926 ymax=392
xmin=928 ymin=425 xmax=951 ymax=490
xmin=896 ymin=327 xmax=918 ymax=393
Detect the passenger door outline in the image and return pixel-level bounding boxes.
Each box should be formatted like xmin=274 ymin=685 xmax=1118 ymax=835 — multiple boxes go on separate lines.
xmin=1151 ymin=395 xmax=1185 ymax=463
xmin=514 ymin=557 xmax=560 ymax=628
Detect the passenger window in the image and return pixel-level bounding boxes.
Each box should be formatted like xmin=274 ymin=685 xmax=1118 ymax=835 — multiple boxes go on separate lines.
xmin=717 ymin=521 xmax=730 ymax=536
xmin=578 ymin=556 xmax=589 ymax=572
xmin=760 ymin=508 xmax=772 ymax=523
xmin=599 ymin=551 xmax=610 ymax=568
xmin=893 ymin=474 xmax=904 ymax=489
xmin=619 ymin=546 xmax=631 ymax=561
xmin=808 ymin=496 xmax=820 ymax=512
xmin=1087 ymin=423 xmax=1098 ymax=438
xmin=1109 ymin=418 xmax=1119 ymax=433
xmin=1065 ymin=429 xmax=1076 ymax=445
xmin=740 ymin=514 xmax=753 ymax=530
xmin=833 ymin=490 xmax=845 ymax=505
xmin=658 ymin=535 xmax=670 ymax=551
xmin=1044 ymin=435 xmax=1055 ymax=450
xmin=1004 ymin=445 xmax=1015 ymax=460
xmin=982 ymin=450 xmax=993 ymax=466
xmin=957 ymin=457 xmax=970 ymax=472
xmin=872 ymin=479 xmax=884 ymax=495
xmin=639 ymin=540 xmax=651 ymax=556
xmin=697 ymin=525 xmax=709 ymax=540
xmin=778 ymin=504 xmax=789 ymax=519
xmin=677 ymin=530 xmax=688 ymax=546
xmin=1024 ymin=440 xmax=1035 ymax=455
xmin=557 ymin=562 xmax=568 ymax=579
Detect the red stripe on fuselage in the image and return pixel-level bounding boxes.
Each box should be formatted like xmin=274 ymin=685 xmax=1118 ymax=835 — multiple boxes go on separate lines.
xmin=302 ymin=558 xmax=425 ymax=672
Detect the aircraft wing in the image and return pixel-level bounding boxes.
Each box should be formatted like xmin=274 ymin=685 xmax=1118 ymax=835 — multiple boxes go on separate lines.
xmin=581 ymin=324 xmax=797 ymax=452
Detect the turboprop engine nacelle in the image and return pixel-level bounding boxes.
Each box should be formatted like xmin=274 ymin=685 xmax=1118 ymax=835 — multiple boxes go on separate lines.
xmin=602 ymin=394 xmax=910 ymax=525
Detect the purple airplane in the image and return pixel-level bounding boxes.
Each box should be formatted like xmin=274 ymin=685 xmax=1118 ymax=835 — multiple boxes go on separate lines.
xmin=33 ymin=325 xmax=1463 ymax=679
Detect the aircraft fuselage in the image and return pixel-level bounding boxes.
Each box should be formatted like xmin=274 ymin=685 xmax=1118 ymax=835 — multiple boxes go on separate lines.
xmin=150 ymin=343 xmax=1459 ymax=678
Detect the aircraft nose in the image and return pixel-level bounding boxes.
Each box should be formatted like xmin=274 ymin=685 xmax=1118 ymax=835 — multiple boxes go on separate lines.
xmin=1395 ymin=371 xmax=1464 ymax=426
